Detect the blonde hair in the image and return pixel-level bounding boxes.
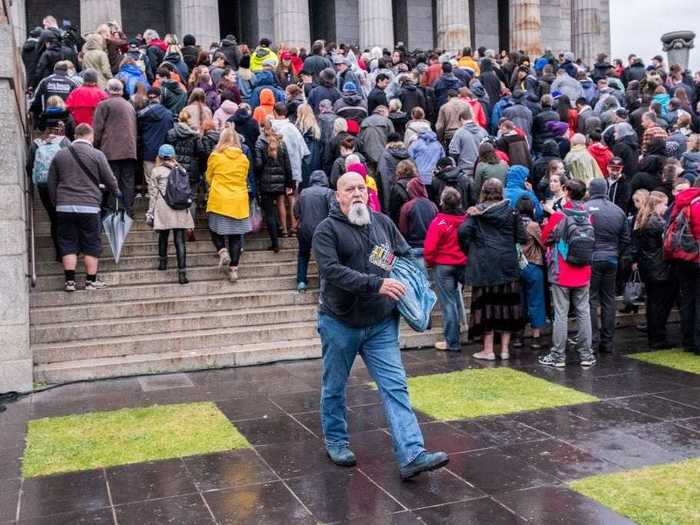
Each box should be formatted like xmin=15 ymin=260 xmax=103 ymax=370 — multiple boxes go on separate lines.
xmin=214 ymin=127 xmax=241 ymax=153
xmin=632 ymin=188 xmax=650 ymax=210
xmin=295 ymin=104 xmax=320 ymax=140
xmin=635 ymin=191 xmax=668 ymax=230
xmin=263 ymin=119 xmax=283 ymax=159
xmin=688 ymin=134 xmax=700 ymax=152
xmin=178 ymin=109 xmax=192 ymax=125
xmin=333 ymin=117 xmax=348 ymax=136
xmin=46 ymin=95 xmax=65 ymax=109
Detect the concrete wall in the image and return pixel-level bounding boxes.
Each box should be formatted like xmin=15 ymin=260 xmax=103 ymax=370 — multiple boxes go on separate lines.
xmin=26 ymin=0 xmax=79 ymax=33
xmin=122 ymin=0 xmax=167 ymax=37
xmin=0 ymin=3 xmax=31 ymax=393
xmin=335 ymin=0 xmax=359 ymax=47
xmin=473 ymin=0 xmax=499 ymax=52
xmin=541 ymin=0 xmax=571 ymax=54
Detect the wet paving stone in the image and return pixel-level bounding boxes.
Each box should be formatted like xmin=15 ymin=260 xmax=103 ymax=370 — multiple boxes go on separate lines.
xmin=203 ymin=481 xmax=315 ymax=524
xmin=293 ymin=409 xmax=380 ymax=437
xmin=0 ymin=478 xmax=20 ymax=523
xmin=183 ymin=449 xmax=277 ymax=491
xmin=624 ymin=421 xmax=700 ymax=459
xmin=449 ymin=416 xmax=551 ymax=446
xmin=0 ymin=423 xmax=26 ymax=452
xmin=215 ymin=396 xmax=284 ymax=421
xmin=233 ymin=413 xmax=317 ymax=446
xmin=414 ymin=496 xmax=523 ymax=524
xmin=656 ymin=387 xmax=700 ymax=409
xmin=346 ymin=430 xmax=396 ymax=468
xmin=342 ymin=510 xmax=425 ymax=524
xmin=421 ymin=422 xmax=498 ymax=454
xmin=114 ymin=494 xmax=214 ymax=525
xmin=16 ymin=508 xmax=116 ymax=524
xmin=255 ymin=438 xmax=337 ymax=479
xmin=497 ymin=485 xmax=635 ymax=524
xmin=675 ymin=417 xmax=700 ymax=433
xmin=445 ymin=448 xmax=560 ymax=494
xmin=609 ymin=394 xmax=700 ymax=421
xmin=0 ymin=447 xmax=21 ymax=481
xmin=105 ymin=458 xmax=196 ymax=505
xmin=286 ymin=469 xmax=403 ymax=522
xmin=19 ymin=470 xmax=110 ymax=520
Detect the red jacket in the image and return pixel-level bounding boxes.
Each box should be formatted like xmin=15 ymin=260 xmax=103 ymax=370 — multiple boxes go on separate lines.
xmin=541 ymin=201 xmax=592 ymax=287
xmin=65 ymin=85 xmax=109 ymax=126
xmin=424 ymin=212 xmax=467 ymax=267
xmin=668 ymin=188 xmax=700 ymax=261
xmin=588 ymin=142 xmax=613 ymax=177
xmin=459 ymin=98 xmax=487 ymax=128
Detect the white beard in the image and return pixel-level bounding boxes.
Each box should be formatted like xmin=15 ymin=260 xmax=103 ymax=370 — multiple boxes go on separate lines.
xmin=347 ymin=202 xmax=371 ymax=226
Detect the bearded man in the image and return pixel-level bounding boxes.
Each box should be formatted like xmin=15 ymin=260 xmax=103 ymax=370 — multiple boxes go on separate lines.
xmin=311 ymin=171 xmax=449 ymax=480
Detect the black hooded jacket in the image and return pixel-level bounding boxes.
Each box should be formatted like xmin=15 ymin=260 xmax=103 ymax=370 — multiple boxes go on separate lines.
xmin=219 ymin=37 xmax=241 ymax=69
xmin=228 ymin=108 xmax=260 ymax=160
xmin=254 ymin=137 xmax=293 ymax=195
xmin=312 ymin=206 xmax=410 ymax=327
xmin=431 ymin=166 xmax=476 ymax=210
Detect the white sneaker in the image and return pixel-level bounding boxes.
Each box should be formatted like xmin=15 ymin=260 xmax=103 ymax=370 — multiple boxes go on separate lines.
xmin=85 ymin=279 xmax=107 ymax=290
xmin=64 ymin=280 xmax=76 ymax=292
xmin=229 ymin=266 xmax=238 ymax=283
xmin=218 ymin=249 xmax=231 ymax=272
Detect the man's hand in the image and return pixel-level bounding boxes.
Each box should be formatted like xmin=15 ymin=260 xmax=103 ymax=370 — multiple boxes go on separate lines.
xmin=379 ymin=278 xmax=407 ymax=301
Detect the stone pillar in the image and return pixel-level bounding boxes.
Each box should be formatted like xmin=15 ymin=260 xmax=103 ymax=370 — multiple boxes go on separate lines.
xmin=510 ymin=0 xmax=543 ymax=57
xmin=598 ymin=0 xmax=611 ymax=58
xmin=572 ymin=0 xmax=600 ymax=67
xmin=0 ymin=1 xmax=32 ymax=393
xmin=179 ymin=0 xmax=220 ymax=48
xmin=80 ymin=0 xmax=121 ymax=33
xmin=662 ymin=31 xmax=696 ymax=70
xmin=10 ymin=0 xmax=26 ymax=45
xmin=359 ymin=0 xmax=393 ymax=50
xmin=274 ymin=0 xmax=310 ymax=49
xmin=436 ymin=0 xmax=471 ymax=53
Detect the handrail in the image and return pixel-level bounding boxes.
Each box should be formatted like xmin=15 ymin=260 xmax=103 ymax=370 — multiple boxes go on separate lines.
xmin=27 ymin=179 xmax=37 ymax=288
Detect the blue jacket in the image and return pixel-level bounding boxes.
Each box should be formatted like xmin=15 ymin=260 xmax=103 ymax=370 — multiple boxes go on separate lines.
xmin=433 ymin=74 xmax=463 ymax=108
xmin=504 ymin=165 xmax=543 ymax=221
xmin=409 ymin=131 xmax=445 ymax=185
xmin=116 ymin=63 xmax=150 ymax=97
xmin=249 ymin=71 xmax=286 ymax=108
xmin=490 ymin=97 xmax=512 ymax=134
xmin=137 ymin=102 xmax=174 ymax=162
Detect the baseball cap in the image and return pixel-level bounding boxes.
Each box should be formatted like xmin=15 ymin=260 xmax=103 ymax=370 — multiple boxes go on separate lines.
xmin=608 ymin=156 xmax=624 ymax=167
xmin=158 ymin=144 xmax=175 ymax=159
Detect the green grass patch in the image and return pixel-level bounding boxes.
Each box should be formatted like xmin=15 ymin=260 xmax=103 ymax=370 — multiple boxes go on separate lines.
xmin=405 ymin=368 xmax=597 ymax=420
xmin=570 ymin=458 xmax=700 ymax=525
xmin=22 ymin=402 xmax=249 ymax=478
xmin=628 ymin=349 xmax=700 ymax=375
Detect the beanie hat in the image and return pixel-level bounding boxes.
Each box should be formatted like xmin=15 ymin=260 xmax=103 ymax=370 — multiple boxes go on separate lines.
xmin=183 ymin=34 xmax=196 ymax=46
xmin=82 ymin=68 xmax=98 ymax=84
xmin=343 ymin=82 xmax=358 ymax=94
xmin=589 ymin=177 xmax=608 ymax=197
xmin=158 ymin=144 xmax=175 ymax=159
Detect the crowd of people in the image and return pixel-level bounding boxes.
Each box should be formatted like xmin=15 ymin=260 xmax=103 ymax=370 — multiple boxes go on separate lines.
xmin=26 ymin=15 xmax=700 ymax=370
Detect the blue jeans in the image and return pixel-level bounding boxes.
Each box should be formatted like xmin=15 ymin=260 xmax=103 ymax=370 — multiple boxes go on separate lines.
xmin=520 ymin=263 xmax=546 ymax=329
xmin=433 ymin=265 xmax=465 ymax=350
xmin=318 ymin=314 xmax=425 ymax=467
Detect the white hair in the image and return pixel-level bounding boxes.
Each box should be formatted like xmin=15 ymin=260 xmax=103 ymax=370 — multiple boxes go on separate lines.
xmin=143 ymin=29 xmax=159 ymax=41
xmin=345 ymin=154 xmax=361 ymax=168
xmin=347 ymin=202 xmax=371 ymax=226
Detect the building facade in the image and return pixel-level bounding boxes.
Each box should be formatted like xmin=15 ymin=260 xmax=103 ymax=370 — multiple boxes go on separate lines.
xmin=15 ymin=0 xmax=610 ymax=64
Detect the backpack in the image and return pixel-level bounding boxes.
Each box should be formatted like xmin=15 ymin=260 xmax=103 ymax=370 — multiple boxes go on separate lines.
xmin=162 ymin=165 xmax=193 ymax=210
xmin=663 ymin=197 xmax=700 ymax=263
xmin=555 ymin=207 xmax=595 ymax=266
xmin=32 ymin=139 xmax=63 ymax=186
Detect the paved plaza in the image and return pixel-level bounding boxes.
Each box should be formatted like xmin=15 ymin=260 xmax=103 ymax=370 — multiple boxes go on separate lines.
xmin=1 ymin=326 xmax=700 ymax=524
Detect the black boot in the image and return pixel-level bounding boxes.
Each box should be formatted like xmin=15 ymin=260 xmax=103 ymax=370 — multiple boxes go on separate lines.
xmin=158 ymin=230 xmax=169 ymax=270
xmin=174 ymin=229 xmax=188 ymax=284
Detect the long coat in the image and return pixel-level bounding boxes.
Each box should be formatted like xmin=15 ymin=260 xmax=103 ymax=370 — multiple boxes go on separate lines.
xmin=147 ymin=164 xmax=195 ymax=231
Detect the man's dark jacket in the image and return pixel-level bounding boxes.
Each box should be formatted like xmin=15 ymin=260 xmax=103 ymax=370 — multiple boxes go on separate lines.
xmin=584 ymin=178 xmax=630 ymax=261
xmin=313 ymin=206 xmax=410 ymax=327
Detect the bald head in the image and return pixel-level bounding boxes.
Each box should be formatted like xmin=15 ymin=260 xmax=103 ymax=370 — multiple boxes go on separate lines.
xmin=336 ymin=172 xmax=368 ymax=216
xmin=571 ymin=133 xmax=586 ymax=146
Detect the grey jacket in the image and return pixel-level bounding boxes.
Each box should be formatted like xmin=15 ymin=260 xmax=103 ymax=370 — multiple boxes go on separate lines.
xmin=93 ymin=95 xmax=138 ymax=161
xmin=448 ymin=122 xmax=488 ymax=174
xmin=359 ymin=114 xmax=395 ymax=164
xmin=293 ymin=171 xmax=334 ymax=243
xmin=47 ymin=140 xmax=119 ymax=208
xmin=584 ymin=179 xmax=630 ymax=261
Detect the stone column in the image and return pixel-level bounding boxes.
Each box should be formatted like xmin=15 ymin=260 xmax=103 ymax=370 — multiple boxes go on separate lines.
xmin=179 ymin=0 xmax=220 ymax=48
xmin=572 ymin=0 xmax=600 ymax=67
xmin=436 ymin=0 xmax=471 ymax=53
xmin=10 ymin=0 xmax=26 ymax=45
xmin=273 ymin=0 xmax=310 ymax=50
xmin=0 ymin=1 xmax=32 ymax=393
xmin=359 ymin=0 xmax=393 ymax=50
xmin=80 ymin=0 xmax=121 ymax=33
xmin=510 ymin=0 xmax=543 ymax=57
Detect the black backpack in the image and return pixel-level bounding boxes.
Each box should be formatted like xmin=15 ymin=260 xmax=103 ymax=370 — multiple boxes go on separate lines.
xmin=556 ymin=207 xmax=595 ymax=266
xmin=162 ymin=165 xmax=193 ymax=210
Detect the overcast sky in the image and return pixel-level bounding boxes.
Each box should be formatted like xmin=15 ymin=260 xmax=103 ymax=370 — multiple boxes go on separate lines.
xmin=610 ymin=0 xmax=700 ymax=71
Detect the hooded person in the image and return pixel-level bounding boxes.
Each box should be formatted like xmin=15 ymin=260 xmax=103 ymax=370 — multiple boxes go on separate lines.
xmin=219 ymin=34 xmax=242 ymax=69
xmin=293 ymin=170 xmax=335 ymax=291
xmin=213 ymin=100 xmax=239 ymax=130
xmin=504 ymin=165 xmax=543 ymax=221
xmin=22 ymin=26 xmax=43 ymax=87
xmin=333 ymin=82 xmax=369 ymax=123
xmin=399 ymin=178 xmax=439 ymax=249
xmin=611 ymin=122 xmax=640 ymax=177
xmin=81 ymin=33 xmax=112 ymax=89
xmin=253 ymin=88 xmax=276 ymax=125
xmin=228 ymin=104 xmax=260 ymax=154
xmin=250 ymin=39 xmax=279 ymax=73
xmin=115 ymin=56 xmax=151 ymax=97
xmin=409 ymin=130 xmax=445 ymax=187
xmin=308 ymin=68 xmax=342 ymax=113
xmin=564 ymin=133 xmax=604 ymax=185
xmin=531 ymin=140 xmax=561 ymax=198
xmin=346 ymin=162 xmax=381 ymax=212
xmin=431 ymin=156 xmax=476 ymax=211
xmin=180 ymin=34 xmax=200 ymax=72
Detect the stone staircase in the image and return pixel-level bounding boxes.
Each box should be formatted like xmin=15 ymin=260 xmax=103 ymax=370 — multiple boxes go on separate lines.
xmin=30 ymin=198 xmax=454 ymax=384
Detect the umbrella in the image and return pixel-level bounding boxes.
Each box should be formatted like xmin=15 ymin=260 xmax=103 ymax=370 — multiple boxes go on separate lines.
xmin=102 ymin=201 xmax=133 ymax=264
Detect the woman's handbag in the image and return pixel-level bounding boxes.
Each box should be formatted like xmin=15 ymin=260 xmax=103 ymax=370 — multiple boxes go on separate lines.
xmin=623 ymin=270 xmax=643 ymax=306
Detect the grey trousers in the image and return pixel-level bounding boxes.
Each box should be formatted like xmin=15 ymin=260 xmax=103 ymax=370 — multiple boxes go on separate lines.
xmin=551 ymin=284 xmax=593 ymax=361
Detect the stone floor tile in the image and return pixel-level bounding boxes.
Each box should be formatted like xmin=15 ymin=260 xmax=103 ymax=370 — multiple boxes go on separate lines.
xmin=182 ymin=449 xmax=276 ymax=491
xmin=0 ymin=447 xmax=22 ymax=481
xmin=105 ymin=458 xmax=196 ymax=505
xmin=114 ymin=494 xmax=214 ymax=525
xmin=609 ymin=394 xmax=700 ymax=421
xmin=16 ymin=508 xmax=115 ymax=524
xmin=254 ymin=439 xmax=337 ymax=479
xmin=233 ymin=413 xmax=316 ymax=445
xmin=215 ymin=396 xmax=284 ymax=421
xmin=0 ymin=478 xmax=20 ymax=523
xmin=414 ymin=497 xmax=523 ymax=524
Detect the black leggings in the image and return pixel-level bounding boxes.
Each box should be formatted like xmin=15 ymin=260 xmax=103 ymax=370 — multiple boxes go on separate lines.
xmin=37 ymin=185 xmax=60 ymax=259
xmin=260 ymin=193 xmax=280 ymax=249
xmin=158 ymin=229 xmax=187 ymax=269
xmin=210 ymin=232 xmax=243 ymax=267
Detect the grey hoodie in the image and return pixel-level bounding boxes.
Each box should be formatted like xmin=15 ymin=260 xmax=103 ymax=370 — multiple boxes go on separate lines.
xmin=294 ymin=171 xmax=335 ymax=243
xmin=448 ymin=121 xmax=488 ymax=174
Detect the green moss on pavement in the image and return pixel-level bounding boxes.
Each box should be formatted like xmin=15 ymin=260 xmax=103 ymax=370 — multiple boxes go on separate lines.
xmin=570 ymin=458 xmax=700 ymax=525
xmin=22 ymin=402 xmax=249 ymax=478
xmin=405 ymin=368 xmax=597 ymax=420
xmin=628 ymin=349 xmax=700 ymax=375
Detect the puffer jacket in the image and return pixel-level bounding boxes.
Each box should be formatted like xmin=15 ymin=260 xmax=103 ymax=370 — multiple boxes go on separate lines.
xmin=250 ymin=46 xmax=279 ymax=73
xmin=165 ymin=122 xmax=203 ymax=182
xmin=213 ymin=100 xmax=239 ymax=130
xmin=333 ymin=94 xmax=368 ymax=123
xmin=584 ymin=178 xmax=630 ymax=261
xmin=160 ymin=79 xmax=188 ymax=116
xmin=293 ymin=170 xmax=335 ymax=243
xmin=307 ymin=75 xmax=342 ymax=113
xmin=219 ymin=37 xmax=241 ymax=69
xmin=409 ymin=131 xmax=445 ymax=185
xmin=116 ymin=63 xmax=150 ymax=97
xmin=399 ymin=82 xmax=427 ymax=117
xmin=163 ymin=52 xmax=189 ymax=83
xmin=66 ymin=84 xmax=109 ymax=126
xmin=377 ymin=143 xmax=411 ymax=210
xmin=254 ymin=136 xmax=294 ymax=194
xmin=433 ymin=74 xmax=463 ymax=108
xmin=359 ymin=114 xmax=395 ymax=163
xmin=541 ymin=201 xmax=592 ymax=287
xmin=458 ymin=199 xmax=527 ymax=287
xmin=532 ymin=109 xmax=559 ymax=152
xmin=228 ymin=108 xmax=260 ymax=158
xmin=631 ymin=215 xmax=672 ymax=282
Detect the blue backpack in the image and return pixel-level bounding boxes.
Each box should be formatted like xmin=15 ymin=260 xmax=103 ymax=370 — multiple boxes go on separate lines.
xmin=32 ymin=138 xmax=63 ymax=186
xmin=390 ymin=256 xmax=437 ymax=332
